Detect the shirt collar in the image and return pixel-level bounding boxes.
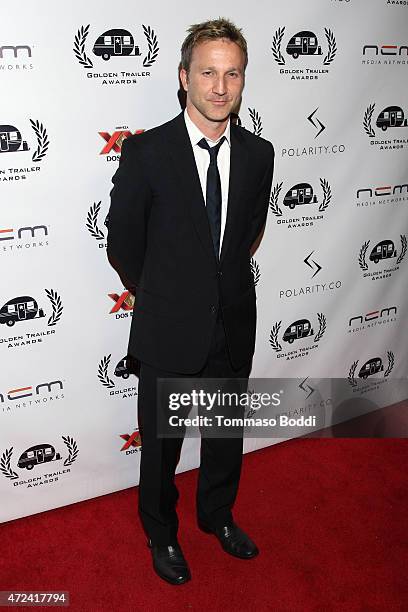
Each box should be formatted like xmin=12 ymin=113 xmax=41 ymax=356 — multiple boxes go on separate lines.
xmin=184 ymin=108 xmax=231 ymax=148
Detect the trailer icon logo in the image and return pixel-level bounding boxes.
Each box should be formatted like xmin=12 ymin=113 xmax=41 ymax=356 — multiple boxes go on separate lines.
xmin=270 ymin=313 xmax=326 ymax=355
xmin=0 ymin=435 xmax=78 ymax=481
xmin=0 ymin=120 xmax=49 ymax=163
xmin=364 ymin=103 xmax=408 ymax=139
xmin=97 ymin=354 xmax=137 ymax=399
xmin=18 ymin=443 xmax=61 ymax=470
xmin=348 ymin=352 xmax=394 ymax=388
xmin=98 ymin=354 xmax=134 ymax=389
xmin=271 ymin=27 xmax=336 ymax=67
xmin=0 ymin=125 xmax=29 ymax=153
xmin=93 ymin=29 xmax=141 ymax=61
xmin=359 ymin=236 xmax=406 ymax=278
xmin=73 ymin=24 xmax=159 ymax=70
xmin=0 ymin=290 xmax=63 ymax=328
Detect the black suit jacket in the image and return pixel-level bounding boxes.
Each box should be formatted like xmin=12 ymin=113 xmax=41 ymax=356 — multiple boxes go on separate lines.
xmin=107 ymin=111 xmax=274 ymax=373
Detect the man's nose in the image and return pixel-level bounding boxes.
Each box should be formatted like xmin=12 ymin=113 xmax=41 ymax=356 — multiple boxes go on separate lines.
xmin=212 ymin=76 xmax=227 ymax=96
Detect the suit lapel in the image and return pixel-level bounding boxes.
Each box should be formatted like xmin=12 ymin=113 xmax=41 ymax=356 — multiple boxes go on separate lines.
xmin=220 ymin=124 xmax=248 ymax=264
xmin=166 ymin=113 xmax=218 ymax=266
xmin=165 ymin=113 xmax=248 ymax=267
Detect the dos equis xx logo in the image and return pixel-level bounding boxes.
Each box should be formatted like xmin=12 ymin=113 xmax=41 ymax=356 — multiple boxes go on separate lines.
xmin=74 ymin=24 xmax=159 ymax=85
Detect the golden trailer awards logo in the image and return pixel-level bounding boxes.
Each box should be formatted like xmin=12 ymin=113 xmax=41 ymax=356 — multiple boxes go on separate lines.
xmin=359 ymin=235 xmax=407 ymax=281
xmin=97 ymin=354 xmax=137 ymax=399
xmin=74 ymin=24 xmax=159 ymax=86
xmin=348 ymin=352 xmax=395 ymax=394
xmin=364 ymin=103 xmax=408 ymax=150
xmin=0 ymin=119 xmax=49 ymax=182
xmin=0 ymin=289 xmax=63 ymax=349
xmin=269 ymin=314 xmax=326 ymax=361
xmin=269 ymin=179 xmax=332 ymax=231
xmin=0 ymin=435 xmax=78 ymax=488
xmin=271 ymin=27 xmax=336 ymax=80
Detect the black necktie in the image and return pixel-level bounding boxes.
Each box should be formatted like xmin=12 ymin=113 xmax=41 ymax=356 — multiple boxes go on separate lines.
xmin=197 ymin=136 xmax=226 ymax=259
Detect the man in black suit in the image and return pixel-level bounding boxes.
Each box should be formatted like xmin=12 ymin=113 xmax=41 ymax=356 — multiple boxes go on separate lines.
xmin=107 ymin=18 xmax=274 ymax=585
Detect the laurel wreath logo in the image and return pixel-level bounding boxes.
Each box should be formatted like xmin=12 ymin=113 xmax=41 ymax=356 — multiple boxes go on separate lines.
xmin=364 ymin=103 xmax=376 ymax=138
xmin=270 ymin=314 xmax=325 ymax=353
xmin=62 ymin=436 xmax=79 ymax=467
xmin=73 ymin=25 xmax=94 ymax=69
xmin=269 ymin=182 xmax=283 ymax=217
xmin=271 ymin=26 xmax=335 ymax=66
xmin=142 ymin=25 xmax=159 ymax=67
xmin=323 ymin=28 xmax=337 ymax=65
xmin=385 ymin=351 xmax=395 ymax=377
xmin=248 ymin=108 xmax=263 ymax=136
xmin=30 ymin=119 xmax=49 ymax=163
xmin=396 ymin=234 xmax=407 ymax=264
xmin=269 ymin=321 xmax=282 ymax=352
xmin=45 ymin=289 xmax=63 ymax=327
xmin=250 ymin=258 xmax=260 ymax=286
xmin=358 ymin=241 xmax=370 ymax=271
xmin=319 ymin=178 xmax=332 ymax=212
xmin=0 ymin=448 xmax=19 ymax=480
xmin=314 ymin=313 xmax=327 ymax=342
xmin=98 ymin=355 xmax=115 ymax=389
xmin=86 ymin=201 xmax=105 ymax=241
xmin=349 ymin=351 xmax=394 ymax=387
xmin=348 ymin=361 xmax=358 ymax=387
xmin=271 ymin=27 xmax=285 ymax=65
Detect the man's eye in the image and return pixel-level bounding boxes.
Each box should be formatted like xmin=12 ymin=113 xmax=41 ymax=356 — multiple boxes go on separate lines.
xmin=229 ymin=72 xmax=238 ymax=78
xmin=203 ymin=71 xmax=212 ymax=76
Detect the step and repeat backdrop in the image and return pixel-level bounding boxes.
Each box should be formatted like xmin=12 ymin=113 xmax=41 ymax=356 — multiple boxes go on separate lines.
xmin=1 ymin=0 xmax=407 ymax=522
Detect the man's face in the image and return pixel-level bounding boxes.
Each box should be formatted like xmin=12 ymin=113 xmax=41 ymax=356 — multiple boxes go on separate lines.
xmin=180 ymin=38 xmax=245 ymax=124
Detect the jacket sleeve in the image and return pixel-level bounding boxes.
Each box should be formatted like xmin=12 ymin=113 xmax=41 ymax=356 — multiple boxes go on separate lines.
xmin=249 ymin=142 xmax=274 ymax=252
xmin=106 ymin=136 xmax=152 ymax=294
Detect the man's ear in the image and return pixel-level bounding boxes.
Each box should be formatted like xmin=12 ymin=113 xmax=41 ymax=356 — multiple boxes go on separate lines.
xmin=179 ymin=67 xmax=188 ymax=92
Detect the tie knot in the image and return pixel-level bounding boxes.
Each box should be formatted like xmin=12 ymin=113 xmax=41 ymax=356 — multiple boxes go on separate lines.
xmin=197 ymin=136 xmax=226 ymax=163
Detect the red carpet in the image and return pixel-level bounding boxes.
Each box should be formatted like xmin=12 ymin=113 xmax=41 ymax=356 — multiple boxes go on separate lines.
xmin=1 ymin=439 xmax=407 ymax=611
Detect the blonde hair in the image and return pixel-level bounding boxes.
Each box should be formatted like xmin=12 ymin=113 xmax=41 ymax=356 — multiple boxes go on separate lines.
xmin=181 ymin=17 xmax=248 ymax=73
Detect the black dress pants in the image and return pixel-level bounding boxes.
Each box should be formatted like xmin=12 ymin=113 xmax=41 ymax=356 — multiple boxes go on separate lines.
xmin=136 ymin=307 xmax=252 ymax=545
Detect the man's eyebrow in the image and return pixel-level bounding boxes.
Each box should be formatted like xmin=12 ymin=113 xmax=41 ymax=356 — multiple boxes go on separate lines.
xmin=200 ymin=65 xmax=243 ymax=72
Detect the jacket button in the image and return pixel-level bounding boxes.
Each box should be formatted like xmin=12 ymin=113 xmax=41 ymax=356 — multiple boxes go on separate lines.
xmin=210 ymin=305 xmax=217 ymax=314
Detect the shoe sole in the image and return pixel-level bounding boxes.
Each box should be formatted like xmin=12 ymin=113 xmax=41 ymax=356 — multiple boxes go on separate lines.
xmin=153 ymin=564 xmax=191 ymax=585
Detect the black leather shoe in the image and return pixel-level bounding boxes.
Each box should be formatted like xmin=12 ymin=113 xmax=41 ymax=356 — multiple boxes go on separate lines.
xmin=147 ymin=539 xmax=191 ymax=585
xmin=198 ymin=520 xmax=259 ymax=559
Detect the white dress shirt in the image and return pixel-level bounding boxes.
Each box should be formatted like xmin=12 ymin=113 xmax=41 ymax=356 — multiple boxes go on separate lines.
xmin=184 ymin=108 xmax=231 ymax=256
